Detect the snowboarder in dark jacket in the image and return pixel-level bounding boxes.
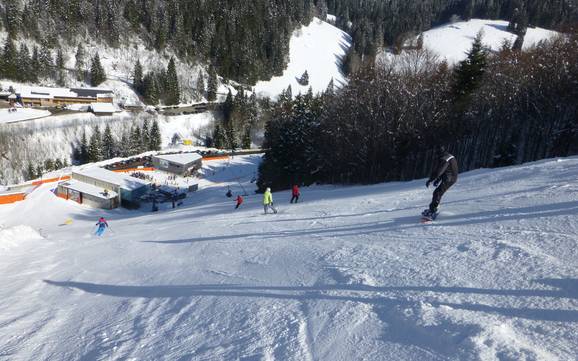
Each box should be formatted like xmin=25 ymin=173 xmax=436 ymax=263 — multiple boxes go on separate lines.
xmin=424 ymin=146 xmax=458 ymax=216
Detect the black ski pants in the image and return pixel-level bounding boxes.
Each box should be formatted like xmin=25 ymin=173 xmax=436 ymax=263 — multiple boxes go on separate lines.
xmin=429 ymin=180 xmax=455 ymax=213
xmin=290 ymin=195 xmax=299 ymax=203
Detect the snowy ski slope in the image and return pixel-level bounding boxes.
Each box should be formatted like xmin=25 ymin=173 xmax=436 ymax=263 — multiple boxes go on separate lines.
xmin=414 ymin=19 xmax=558 ymax=64
xmin=1 ymin=155 xmax=578 ymax=360
xmin=254 ymin=17 xmax=351 ymax=99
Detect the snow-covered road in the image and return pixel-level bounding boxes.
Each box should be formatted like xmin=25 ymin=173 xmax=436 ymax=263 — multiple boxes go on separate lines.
xmin=1 ymin=155 xmax=578 ymax=360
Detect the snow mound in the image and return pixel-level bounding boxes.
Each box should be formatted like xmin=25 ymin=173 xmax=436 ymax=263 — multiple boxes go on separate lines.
xmin=420 ymin=19 xmax=559 ymax=64
xmin=254 ymin=17 xmax=351 ymax=99
xmin=0 ymin=225 xmax=44 ymax=251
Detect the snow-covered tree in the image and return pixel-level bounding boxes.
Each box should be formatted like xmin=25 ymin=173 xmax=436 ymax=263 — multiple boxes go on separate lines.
xmin=149 ymin=120 xmax=162 ymax=151
xmin=90 ymin=53 xmax=106 ymax=86
xmin=207 ymin=64 xmax=218 ymax=101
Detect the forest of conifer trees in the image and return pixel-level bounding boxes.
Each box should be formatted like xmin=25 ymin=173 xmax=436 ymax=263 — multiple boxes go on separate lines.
xmin=258 ymin=32 xmax=578 ymax=190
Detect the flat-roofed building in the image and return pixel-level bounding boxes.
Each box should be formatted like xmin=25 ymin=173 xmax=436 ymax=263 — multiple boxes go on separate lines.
xmin=56 ymin=180 xmax=119 ymax=209
xmin=69 ymin=167 xmax=150 ymax=208
xmin=152 ymin=153 xmax=203 ymax=176
xmin=16 ymin=86 xmax=114 ymax=107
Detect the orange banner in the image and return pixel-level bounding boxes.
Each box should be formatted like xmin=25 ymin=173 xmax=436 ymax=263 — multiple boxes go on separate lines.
xmin=0 ymin=193 xmax=26 ymax=204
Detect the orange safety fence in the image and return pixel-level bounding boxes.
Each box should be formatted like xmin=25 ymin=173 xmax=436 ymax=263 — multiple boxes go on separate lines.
xmin=31 ymin=175 xmax=71 ymax=186
xmin=203 ymin=155 xmax=230 ymax=161
xmin=112 ymin=167 xmax=156 ymax=173
xmin=0 ymin=192 xmax=26 ymax=204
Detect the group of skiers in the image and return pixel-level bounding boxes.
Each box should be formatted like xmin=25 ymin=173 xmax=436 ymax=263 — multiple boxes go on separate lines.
xmin=95 ymin=146 xmax=458 ymax=235
xmin=232 ymin=184 xmax=300 ymax=215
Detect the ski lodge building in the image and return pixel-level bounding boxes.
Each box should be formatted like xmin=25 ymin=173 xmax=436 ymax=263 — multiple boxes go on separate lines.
xmin=152 ymin=153 xmax=203 ymax=176
xmin=57 ymin=167 xmax=150 ymax=209
xmin=15 ymin=86 xmax=114 ymax=107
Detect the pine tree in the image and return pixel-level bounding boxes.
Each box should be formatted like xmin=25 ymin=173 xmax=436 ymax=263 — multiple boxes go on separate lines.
xmin=141 ymin=119 xmax=150 ymax=150
xmin=1 ymin=38 xmax=18 ymax=80
xmin=196 ymin=70 xmax=205 ymax=98
xmin=149 ymin=120 xmax=161 ymax=151
xmin=88 ymin=126 xmax=103 ymax=162
xmin=31 ymin=46 xmax=41 ymax=81
xmin=102 ymin=124 xmax=116 ymax=159
xmin=90 ymin=52 xmax=106 ymax=86
xmin=212 ymin=124 xmax=227 ymax=149
xmin=242 ymin=126 xmax=252 ymax=149
xmin=35 ymin=165 xmax=43 ymax=179
xmin=223 ymin=89 xmax=234 ymax=123
xmin=26 ymin=162 xmax=36 ymax=181
xmin=165 ymin=57 xmax=180 ymax=105
xmin=80 ymin=130 xmax=89 ymax=164
xmin=143 ymin=73 xmax=159 ymax=104
xmin=17 ymin=44 xmax=32 ymax=82
xmin=119 ymin=134 xmax=129 ymax=157
xmin=452 ymin=31 xmax=487 ymax=106
xmin=299 ymin=70 xmax=309 ymax=85
xmin=325 ymin=78 xmax=335 ymax=96
xmin=464 ymin=0 xmax=474 ymax=21
xmin=207 ymin=63 xmax=218 ymax=101
xmin=226 ymin=126 xmax=238 ymax=151
xmin=38 ymin=41 xmax=53 ymax=78
xmin=133 ymin=59 xmax=143 ymax=94
xmin=4 ymin=2 xmax=21 ymax=38
xmin=56 ymin=49 xmax=66 ymax=86
xmin=130 ymin=126 xmax=143 ymax=154
xmin=44 ymin=159 xmax=55 ymax=172
xmin=75 ymin=43 xmax=85 ymax=81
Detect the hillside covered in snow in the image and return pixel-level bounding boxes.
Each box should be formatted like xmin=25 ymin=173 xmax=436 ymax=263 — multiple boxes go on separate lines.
xmin=393 ymin=19 xmax=559 ymax=65
xmin=254 ymin=17 xmax=351 ymax=99
xmin=1 ymin=154 xmax=578 ymax=360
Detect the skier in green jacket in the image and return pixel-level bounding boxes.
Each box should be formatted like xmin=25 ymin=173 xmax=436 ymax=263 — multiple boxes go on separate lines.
xmin=263 ymin=187 xmax=278 ymax=214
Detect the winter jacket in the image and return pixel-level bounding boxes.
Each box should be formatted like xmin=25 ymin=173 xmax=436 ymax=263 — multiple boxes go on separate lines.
xmin=292 ymin=185 xmax=300 ymax=196
xmin=236 ymin=195 xmax=244 ymax=205
xmin=263 ymin=190 xmax=273 ymax=205
xmin=429 ymin=151 xmax=459 ymax=184
xmin=96 ymin=218 xmax=108 ymax=227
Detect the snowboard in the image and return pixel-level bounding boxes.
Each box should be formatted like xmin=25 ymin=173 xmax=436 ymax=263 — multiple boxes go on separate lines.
xmin=420 ymin=210 xmax=439 ymax=223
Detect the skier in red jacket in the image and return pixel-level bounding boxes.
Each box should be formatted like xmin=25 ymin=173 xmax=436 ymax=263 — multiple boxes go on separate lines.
xmin=290 ymin=184 xmax=300 ymax=203
xmin=235 ymin=195 xmax=244 ymax=209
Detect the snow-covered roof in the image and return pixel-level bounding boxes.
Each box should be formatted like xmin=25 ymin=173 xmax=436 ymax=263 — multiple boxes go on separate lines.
xmin=16 ymin=86 xmax=114 ymax=100
xmin=73 ymin=167 xmax=150 ymax=191
xmin=90 ymin=103 xmax=118 ymax=114
xmin=153 ymin=153 xmax=203 ymax=166
xmin=60 ymin=180 xmax=118 ymax=199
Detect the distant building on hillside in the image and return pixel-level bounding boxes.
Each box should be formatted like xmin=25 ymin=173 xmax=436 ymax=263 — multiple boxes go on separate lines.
xmin=15 ymin=86 xmax=114 ymax=107
xmin=89 ymin=102 xmax=119 ymax=116
xmin=152 ymin=153 xmax=203 ymax=176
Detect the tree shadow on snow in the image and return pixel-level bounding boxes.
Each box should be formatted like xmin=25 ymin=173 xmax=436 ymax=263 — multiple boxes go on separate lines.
xmin=140 ymin=216 xmax=421 ymax=245
xmin=431 ymin=201 xmax=578 ymax=227
xmin=44 ymin=278 xmax=578 ymax=323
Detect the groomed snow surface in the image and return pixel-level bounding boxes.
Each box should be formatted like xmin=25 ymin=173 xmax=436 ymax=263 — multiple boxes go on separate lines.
xmin=1 ymin=155 xmax=578 ymax=360
xmin=419 ymin=19 xmax=559 ymax=64
xmin=254 ymin=17 xmax=351 ymax=99
xmin=0 ymin=108 xmax=51 ymax=124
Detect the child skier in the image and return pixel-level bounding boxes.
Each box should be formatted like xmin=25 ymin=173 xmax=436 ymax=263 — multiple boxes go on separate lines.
xmin=235 ymin=195 xmax=244 ymax=209
xmin=423 ymin=146 xmax=458 ymax=219
xmin=95 ymin=217 xmax=109 ymax=236
xmin=290 ymin=184 xmax=300 ymax=203
xmin=263 ymin=188 xmax=277 ymax=214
